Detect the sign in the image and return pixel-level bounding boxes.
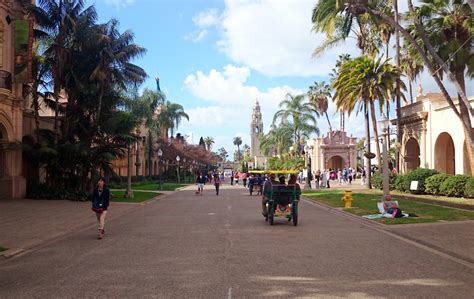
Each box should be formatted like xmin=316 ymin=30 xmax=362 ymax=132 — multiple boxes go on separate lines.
xmin=410 ymin=181 xmax=419 ymax=191
xmin=248 ymin=162 xmax=254 ymax=168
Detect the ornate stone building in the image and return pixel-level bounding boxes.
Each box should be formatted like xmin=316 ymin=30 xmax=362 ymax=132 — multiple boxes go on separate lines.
xmin=308 ymin=130 xmax=357 ymax=172
xmin=0 ymin=0 xmax=31 ymax=199
xmin=394 ymin=89 xmax=473 ymax=175
xmin=249 ymin=100 xmax=267 ymax=168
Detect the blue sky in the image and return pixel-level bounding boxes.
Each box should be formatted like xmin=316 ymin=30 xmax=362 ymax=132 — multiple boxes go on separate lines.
xmin=93 ymin=0 xmax=467 ymax=159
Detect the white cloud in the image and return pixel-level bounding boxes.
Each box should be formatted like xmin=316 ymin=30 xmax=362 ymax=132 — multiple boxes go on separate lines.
xmin=215 ymin=0 xmax=359 ymax=77
xmin=103 ymin=0 xmax=135 ymax=9
xmin=184 ymin=30 xmax=208 ymax=43
xmin=193 ymin=9 xmax=220 ymax=28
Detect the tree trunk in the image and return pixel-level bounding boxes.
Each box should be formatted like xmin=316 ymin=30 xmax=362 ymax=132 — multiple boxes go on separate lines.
xmin=370 ymin=101 xmax=382 ymax=170
xmin=455 ymin=70 xmax=474 ymax=175
xmin=394 ymin=0 xmax=402 ymax=173
xmin=406 ymin=0 xmax=471 ymax=114
xmin=148 ymin=131 xmax=153 ymax=177
xmin=125 ymin=143 xmax=134 ymax=198
xmin=325 ymin=112 xmax=332 ymax=132
xmin=364 ymin=6 xmax=474 ymax=173
xmin=409 ymin=80 xmax=413 ymax=104
xmin=365 ymin=103 xmax=372 ymax=189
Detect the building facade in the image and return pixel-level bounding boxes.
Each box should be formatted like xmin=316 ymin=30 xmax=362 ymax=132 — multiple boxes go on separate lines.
xmin=307 ymin=130 xmax=357 ymax=172
xmin=395 ymin=90 xmax=473 ymax=175
xmin=0 ymin=1 xmax=30 ymax=199
xmin=249 ymin=100 xmax=267 ymax=168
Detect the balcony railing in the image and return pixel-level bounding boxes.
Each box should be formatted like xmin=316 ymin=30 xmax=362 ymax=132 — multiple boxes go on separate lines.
xmin=0 ymin=70 xmax=12 ymax=91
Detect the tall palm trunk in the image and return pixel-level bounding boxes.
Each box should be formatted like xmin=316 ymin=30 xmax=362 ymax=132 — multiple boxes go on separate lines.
xmin=325 ymin=112 xmax=332 ymax=132
xmin=370 ymin=101 xmax=382 ymax=170
xmin=394 ymin=0 xmax=402 ymax=173
xmin=364 ymin=102 xmax=372 ymax=189
xmin=148 ymin=131 xmax=153 ymax=177
xmin=456 ymin=71 xmax=474 ymax=174
xmin=409 ymin=80 xmax=413 ymax=103
xmin=125 ymin=143 xmax=134 ymax=198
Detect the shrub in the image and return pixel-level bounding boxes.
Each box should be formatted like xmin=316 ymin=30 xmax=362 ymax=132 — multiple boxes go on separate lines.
xmin=440 ymin=175 xmax=471 ymax=197
xmin=394 ymin=174 xmax=407 ymax=192
xmin=464 ymin=177 xmax=474 ymax=198
xmin=27 ymin=184 xmax=89 ymax=201
xmin=425 ymin=173 xmax=451 ymax=195
xmin=395 ymin=168 xmax=438 ymax=193
xmin=371 ymin=172 xmax=397 ymax=190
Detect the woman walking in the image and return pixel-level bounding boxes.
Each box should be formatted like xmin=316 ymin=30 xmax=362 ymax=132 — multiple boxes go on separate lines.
xmin=196 ymin=173 xmax=205 ymax=196
xmin=91 ymin=177 xmax=110 ymax=239
xmin=214 ymin=173 xmax=221 ymax=196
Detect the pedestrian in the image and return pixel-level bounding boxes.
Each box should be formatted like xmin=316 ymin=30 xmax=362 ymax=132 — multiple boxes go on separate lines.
xmin=243 ymin=173 xmax=248 ymax=188
xmin=230 ymin=171 xmax=234 ymax=185
xmin=326 ymin=169 xmax=331 ymax=188
xmin=348 ymin=167 xmax=353 ymax=184
xmin=214 ymin=174 xmax=221 ymax=196
xmin=307 ymin=170 xmax=313 ymax=189
xmin=361 ymin=169 xmax=367 ymax=185
xmin=196 ymin=173 xmax=205 ymax=196
xmin=235 ymin=173 xmax=239 ymax=185
xmin=91 ymin=177 xmax=110 ymax=240
xmin=315 ymin=169 xmax=321 ymax=189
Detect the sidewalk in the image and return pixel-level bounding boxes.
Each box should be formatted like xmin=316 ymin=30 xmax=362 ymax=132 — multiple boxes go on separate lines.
xmin=0 ymin=198 xmax=145 ymax=258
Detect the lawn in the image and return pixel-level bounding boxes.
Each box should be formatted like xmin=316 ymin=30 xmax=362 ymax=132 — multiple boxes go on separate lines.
xmin=111 ymin=182 xmax=188 ymax=191
xmin=303 ymin=190 xmax=474 ymax=225
xmin=110 ymin=191 xmax=160 ymax=203
xmin=0 ymin=246 xmax=7 ymax=252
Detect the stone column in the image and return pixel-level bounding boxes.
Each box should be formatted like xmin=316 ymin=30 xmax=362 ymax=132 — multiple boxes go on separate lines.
xmin=421 ymin=120 xmax=427 ymax=168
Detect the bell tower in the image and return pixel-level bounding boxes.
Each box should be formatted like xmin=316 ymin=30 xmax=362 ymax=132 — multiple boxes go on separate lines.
xmin=250 ymin=100 xmax=263 ymax=157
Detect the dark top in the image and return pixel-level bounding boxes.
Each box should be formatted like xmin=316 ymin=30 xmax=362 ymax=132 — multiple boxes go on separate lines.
xmin=92 ymin=188 xmax=110 ymax=210
xmin=196 ymin=176 xmax=206 ymax=184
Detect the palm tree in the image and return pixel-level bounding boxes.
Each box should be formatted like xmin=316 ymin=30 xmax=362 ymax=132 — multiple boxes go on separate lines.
xmin=400 ymin=43 xmax=425 ymax=103
xmin=259 ymin=123 xmax=293 ymax=156
xmin=158 ymin=102 xmax=189 ymax=138
xmin=30 ymin=0 xmax=98 ymax=141
xmin=332 ymin=55 xmax=404 ymax=187
xmin=273 ymin=93 xmax=320 ymax=144
xmin=233 ymin=136 xmax=242 ymax=161
xmin=204 ymin=136 xmax=215 ymax=151
xmin=307 ymin=81 xmax=332 ymax=132
xmin=90 ymin=19 xmax=147 ymax=126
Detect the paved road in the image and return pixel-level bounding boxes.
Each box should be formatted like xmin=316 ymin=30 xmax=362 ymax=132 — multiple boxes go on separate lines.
xmin=1 ymin=185 xmax=473 ymax=298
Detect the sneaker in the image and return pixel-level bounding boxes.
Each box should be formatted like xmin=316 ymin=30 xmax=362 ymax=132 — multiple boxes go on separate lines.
xmin=98 ymin=229 xmax=103 ymax=239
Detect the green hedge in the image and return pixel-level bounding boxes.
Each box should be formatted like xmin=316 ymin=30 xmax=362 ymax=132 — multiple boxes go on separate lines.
xmin=425 ymin=173 xmax=451 ymax=195
xmin=464 ymin=177 xmax=474 ymax=198
xmin=395 ymin=168 xmax=438 ymax=193
xmin=27 ymin=184 xmax=89 ymax=201
xmin=371 ymin=172 xmax=397 ymax=190
xmin=439 ymin=175 xmax=471 ymax=197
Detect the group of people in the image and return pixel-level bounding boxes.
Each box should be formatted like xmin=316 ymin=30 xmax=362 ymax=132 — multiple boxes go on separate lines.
xmin=261 ymin=173 xmax=301 ymax=217
xmin=298 ymin=167 xmax=368 ymax=189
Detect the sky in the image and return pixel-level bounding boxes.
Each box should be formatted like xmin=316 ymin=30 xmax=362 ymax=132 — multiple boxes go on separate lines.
xmin=93 ymin=0 xmax=471 ymax=160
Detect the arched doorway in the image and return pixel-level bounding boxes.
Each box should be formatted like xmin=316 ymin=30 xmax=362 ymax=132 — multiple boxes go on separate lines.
xmin=405 ymin=138 xmax=420 ymax=171
xmin=435 ymin=132 xmax=455 ymax=174
xmin=327 ymin=155 xmax=344 ymax=170
xmin=0 ymin=122 xmax=7 ymax=178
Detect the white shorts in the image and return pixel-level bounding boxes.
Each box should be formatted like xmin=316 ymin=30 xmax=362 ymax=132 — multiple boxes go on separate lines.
xmin=197 ymin=183 xmax=204 ymax=189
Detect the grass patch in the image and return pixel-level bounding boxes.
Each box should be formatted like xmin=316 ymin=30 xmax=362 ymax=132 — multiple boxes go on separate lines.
xmin=303 ymin=190 xmax=474 ymax=225
xmin=110 ymin=191 xmax=159 ymax=203
xmin=112 ymin=182 xmax=187 ymax=191
xmin=0 ymin=246 xmax=7 ymax=252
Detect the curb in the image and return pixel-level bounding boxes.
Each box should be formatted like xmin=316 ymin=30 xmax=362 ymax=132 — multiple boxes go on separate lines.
xmin=302 ymin=197 xmax=474 ymax=269
xmin=1 ymin=248 xmax=24 ymax=259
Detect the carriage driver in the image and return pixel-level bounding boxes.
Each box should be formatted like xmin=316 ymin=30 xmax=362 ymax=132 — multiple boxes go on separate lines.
xmin=262 ymin=173 xmax=278 ymax=217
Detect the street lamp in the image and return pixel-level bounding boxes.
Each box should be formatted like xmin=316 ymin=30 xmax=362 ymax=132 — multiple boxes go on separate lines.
xmin=183 ymin=158 xmax=187 ymax=183
xmin=157 ymin=148 xmax=163 ymax=190
xmin=378 ymin=114 xmax=391 ymax=199
xmin=304 ymin=145 xmax=309 ymax=190
xmin=176 ymin=155 xmax=181 ymax=184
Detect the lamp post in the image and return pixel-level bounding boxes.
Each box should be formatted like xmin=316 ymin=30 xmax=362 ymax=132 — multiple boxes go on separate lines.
xmin=304 ymin=145 xmax=309 ymax=190
xmin=157 ymin=148 xmax=163 ymax=190
xmin=176 ymin=155 xmax=181 ymax=184
xmin=378 ymin=114 xmax=391 ymax=199
xmin=183 ymin=158 xmax=187 ymax=183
